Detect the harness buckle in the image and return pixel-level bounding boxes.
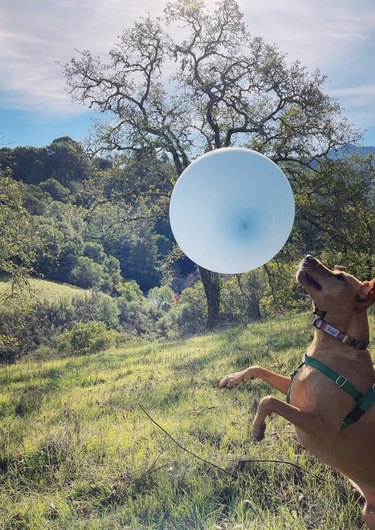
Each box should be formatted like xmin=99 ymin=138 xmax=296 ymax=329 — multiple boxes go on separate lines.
xmin=335 ymin=375 xmax=347 ymax=388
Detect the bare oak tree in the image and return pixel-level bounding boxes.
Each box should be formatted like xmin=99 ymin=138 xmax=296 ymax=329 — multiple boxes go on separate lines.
xmin=64 ymin=0 xmax=358 ymax=329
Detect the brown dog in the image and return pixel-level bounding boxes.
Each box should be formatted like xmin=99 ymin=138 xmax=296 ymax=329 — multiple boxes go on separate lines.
xmin=220 ymin=255 xmax=375 ymax=528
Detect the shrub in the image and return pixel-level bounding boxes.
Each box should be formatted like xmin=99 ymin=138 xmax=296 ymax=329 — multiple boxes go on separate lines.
xmin=147 ymin=285 xmax=174 ymax=311
xmin=83 ymin=241 xmax=107 ymax=263
xmin=0 ymin=334 xmax=20 ymax=363
xmin=118 ymin=299 xmax=159 ymax=337
xmin=0 ymin=300 xmax=74 ymax=358
xmin=159 ymin=282 xmax=207 ymax=337
xmin=38 ymin=178 xmax=70 ymax=202
xmin=71 ymin=292 xmax=120 ymax=329
xmin=0 ymin=292 xmax=128 ymax=361
xmin=57 ymin=321 xmax=115 ymax=355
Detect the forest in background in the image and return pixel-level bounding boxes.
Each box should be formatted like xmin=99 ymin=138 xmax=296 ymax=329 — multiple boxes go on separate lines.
xmin=0 ymin=135 xmax=374 ymax=363
xmin=1 ymin=0 xmax=374 ymax=362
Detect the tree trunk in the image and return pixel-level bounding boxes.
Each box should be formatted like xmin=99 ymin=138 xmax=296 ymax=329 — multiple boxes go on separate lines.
xmin=199 ymin=266 xmax=220 ymax=330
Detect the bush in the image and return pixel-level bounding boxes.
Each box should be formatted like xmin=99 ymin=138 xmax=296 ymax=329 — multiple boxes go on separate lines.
xmin=147 ymin=285 xmax=174 ymax=311
xmin=57 ymin=321 xmax=116 ymax=355
xmin=0 ymin=334 xmax=20 ymax=363
xmin=83 ymin=241 xmax=107 ymax=263
xmin=118 ymin=298 xmax=160 ymax=337
xmin=159 ymin=282 xmax=207 ymax=337
xmin=0 ymin=293 xmax=123 ymax=361
xmin=71 ymin=292 xmax=121 ymax=329
xmin=0 ymin=300 xmax=74 ymax=358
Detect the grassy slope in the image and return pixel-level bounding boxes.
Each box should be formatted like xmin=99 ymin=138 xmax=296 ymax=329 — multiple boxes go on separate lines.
xmin=1 ymin=313 xmax=374 ymax=530
xmin=0 ymin=277 xmax=88 ymax=307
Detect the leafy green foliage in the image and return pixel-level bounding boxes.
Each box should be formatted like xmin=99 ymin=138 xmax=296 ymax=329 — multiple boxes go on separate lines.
xmin=0 ymin=173 xmax=41 ymax=288
xmin=147 ymin=285 xmax=174 ymax=311
xmin=70 ymin=256 xmax=105 ymax=288
xmin=39 ymin=177 xmax=70 ymax=202
xmin=118 ymin=280 xmax=144 ymax=302
xmin=0 ymin=334 xmax=20 ymax=364
xmin=0 ymin=284 xmax=124 ymax=362
xmin=162 ymin=282 xmax=208 ymax=337
xmin=292 ymin=155 xmax=375 ymax=278
xmin=0 ymin=137 xmax=93 ymax=187
xmin=71 ymin=292 xmax=121 ymax=329
xmin=62 ymin=0 xmax=364 ymax=328
xmin=57 ymin=321 xmax=119 ymax=355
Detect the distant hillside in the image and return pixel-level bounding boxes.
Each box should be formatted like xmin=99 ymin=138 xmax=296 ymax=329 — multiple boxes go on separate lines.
xmin=0 ymin=277 xmax=89 ymax=307
xmin=332 ymin=144 xmax=375 ymax=158
xmin=309 ymin=144 xmax=375 ymax=170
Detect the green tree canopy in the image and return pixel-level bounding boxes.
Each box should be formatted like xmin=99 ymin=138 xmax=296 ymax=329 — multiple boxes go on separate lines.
xmin=0 ymin=173 xmax=40 ymax=289
xmin=0 ymin=137 xmax=93 ymax=188
xmin=63 ymin=0 xmax=360 ymax=328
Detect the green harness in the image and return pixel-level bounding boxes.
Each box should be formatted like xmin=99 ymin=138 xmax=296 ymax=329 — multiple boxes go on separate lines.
xmin=286 ymin=354 xmax=375 ymax=427
xmin=286 ymin=309 xmax=375 ymax=428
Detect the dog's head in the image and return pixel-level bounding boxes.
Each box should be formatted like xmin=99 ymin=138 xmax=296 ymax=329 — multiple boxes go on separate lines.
xmin=297 ymin=255 xmax=375 ymax=315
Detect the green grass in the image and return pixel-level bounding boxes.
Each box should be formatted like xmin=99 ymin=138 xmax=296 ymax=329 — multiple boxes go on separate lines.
xmin=1 ymin=313 xmax=373 ymax=529
xmin=0 ymin=277 xmax=88 ymax=307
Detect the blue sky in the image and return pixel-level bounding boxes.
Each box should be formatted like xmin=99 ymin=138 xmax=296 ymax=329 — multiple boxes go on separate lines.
xmin=1 ymin=0 xmax=375 ymax=148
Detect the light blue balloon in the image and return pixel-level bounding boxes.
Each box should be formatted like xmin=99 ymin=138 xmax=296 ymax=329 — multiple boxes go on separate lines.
xmin=169 ymin=148 xmax=295 ymax=274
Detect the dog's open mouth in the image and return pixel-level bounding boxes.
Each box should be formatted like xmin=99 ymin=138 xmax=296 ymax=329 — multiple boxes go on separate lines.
xmin=300 ymin=271 xmax=322 ymax=290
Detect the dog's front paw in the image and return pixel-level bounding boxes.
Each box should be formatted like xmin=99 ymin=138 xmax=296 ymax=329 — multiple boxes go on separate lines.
xmin=252 ymin=421 xmax=266 ymax=442
xmin=219 ymin=367 xmax=258 ymax=389
xmin=219 ymin=371 xmax=245 ymax=388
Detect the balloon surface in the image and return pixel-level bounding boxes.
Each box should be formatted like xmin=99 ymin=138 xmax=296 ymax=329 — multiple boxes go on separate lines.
xmin=169 ymin=148 xmax=295 ymax=274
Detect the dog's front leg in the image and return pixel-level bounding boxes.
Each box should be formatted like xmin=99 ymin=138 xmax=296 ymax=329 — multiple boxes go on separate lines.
xmin=253 ymin=396 xmax=323 ymax=441
xmin=219 ymin=366 xmax=290 ymax=394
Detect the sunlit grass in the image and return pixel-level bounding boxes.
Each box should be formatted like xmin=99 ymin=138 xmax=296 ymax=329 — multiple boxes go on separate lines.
xmin=1 ymin=313 xmax=373 ymax=529
xmin=0 ymin=277 xmax=88 ymax=307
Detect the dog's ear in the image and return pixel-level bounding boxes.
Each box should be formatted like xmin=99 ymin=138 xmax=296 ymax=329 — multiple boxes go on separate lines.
xmin=357 ymin=279 xmax=375 ymax=306
xmin=334 ymin=265 xmax=347 ymax=272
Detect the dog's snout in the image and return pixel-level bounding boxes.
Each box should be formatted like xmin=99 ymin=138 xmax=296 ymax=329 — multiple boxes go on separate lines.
xmin=302 ymin=255 xmax=318 ymax=269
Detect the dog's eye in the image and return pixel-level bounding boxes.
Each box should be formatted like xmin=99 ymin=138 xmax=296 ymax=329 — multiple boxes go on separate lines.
xmin=335 ymin=274 xmax=345 ymax=281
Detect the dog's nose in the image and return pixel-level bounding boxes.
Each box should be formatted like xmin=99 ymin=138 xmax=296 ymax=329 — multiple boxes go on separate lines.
xmin=304 ymin=255 xmax=318 ymax=265
xmin=303 ymin=255 xmax=318 ymax=270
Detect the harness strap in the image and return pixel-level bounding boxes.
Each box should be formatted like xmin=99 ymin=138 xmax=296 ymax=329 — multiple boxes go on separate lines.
xmin=342 ymin=385 xmax=375 ymax=427
xmin=304 ymin=355 xmax=363 ymax=402
xmin=286 ymin=360 xmax=305 ymax=404
xmin=286 ymin=353 xmax=375 ymax=428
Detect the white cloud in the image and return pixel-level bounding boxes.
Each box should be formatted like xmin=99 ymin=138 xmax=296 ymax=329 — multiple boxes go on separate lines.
xmin=239 ymin=0 xmax=375 ymax=70
xmin=0 ymin=0 xmax=160 ymax=114
xmin=329 ymin=85 xmax=375 ymax=99
xmin=0 ymin=0 xmax=375 ymax=136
